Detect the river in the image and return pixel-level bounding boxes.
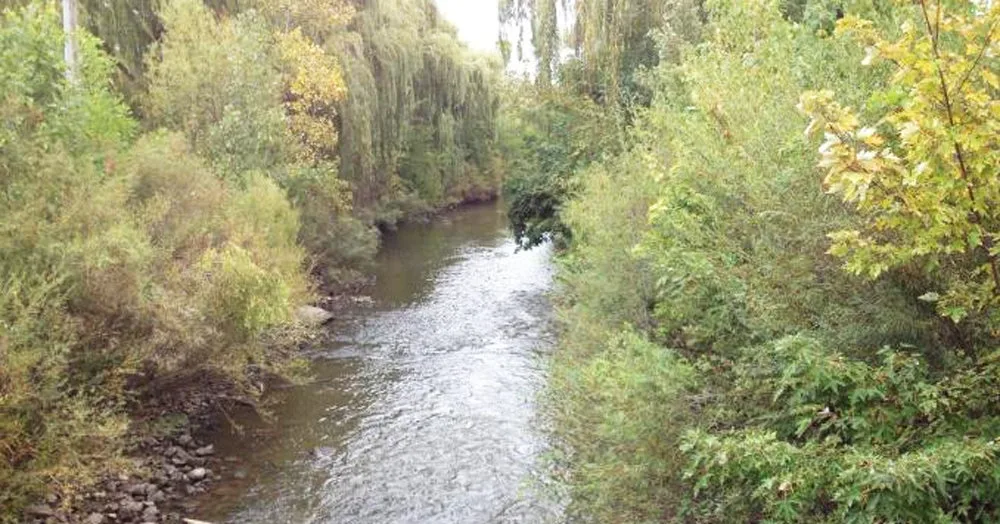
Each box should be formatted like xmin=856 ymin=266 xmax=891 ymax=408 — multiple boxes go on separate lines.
xmin=191 ymin=202 xmax=561 ymax=523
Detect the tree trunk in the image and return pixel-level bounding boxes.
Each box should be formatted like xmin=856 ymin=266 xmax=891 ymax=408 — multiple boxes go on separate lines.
xmin=62 ymin=0 xmax=78 ymax=83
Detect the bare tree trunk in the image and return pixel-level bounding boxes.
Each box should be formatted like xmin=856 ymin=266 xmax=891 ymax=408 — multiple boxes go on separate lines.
xmin=62 ymin=0 xmax=78 ymax=83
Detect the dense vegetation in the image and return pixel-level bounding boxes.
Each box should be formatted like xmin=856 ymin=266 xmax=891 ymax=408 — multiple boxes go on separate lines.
xmin=0 ymin=0 xmax=500 ymax=518
xmin=6 ymin=0 xmax=1000 ymax=520
xmin=502 ymin=0 xmax=1000 ymax=521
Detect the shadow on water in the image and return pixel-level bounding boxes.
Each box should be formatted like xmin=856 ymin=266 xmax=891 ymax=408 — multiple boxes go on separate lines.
xmin=193 ymin=202 xmax=562 ymax=523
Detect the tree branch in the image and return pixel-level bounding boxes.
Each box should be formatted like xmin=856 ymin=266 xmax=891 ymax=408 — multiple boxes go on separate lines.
xmin=918 ymin=0 xmax=1000 ymax=296
xmin=954 ymin=19 xmax=997 ymax=95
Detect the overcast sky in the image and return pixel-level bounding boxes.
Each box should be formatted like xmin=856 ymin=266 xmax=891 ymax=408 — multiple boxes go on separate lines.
xmin=434 ymin=0 xmax=537 ymax=76
xmin=434 ymin=0 xmax=500 ymax=53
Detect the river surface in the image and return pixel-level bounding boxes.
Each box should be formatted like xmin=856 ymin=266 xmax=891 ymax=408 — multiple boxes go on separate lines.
xmin=193 ymin=202 xmax=560 ymax=523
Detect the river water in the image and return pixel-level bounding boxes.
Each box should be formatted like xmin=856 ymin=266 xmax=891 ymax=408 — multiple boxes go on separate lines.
xmin=192 ymin=202 xmax=560 ymax=523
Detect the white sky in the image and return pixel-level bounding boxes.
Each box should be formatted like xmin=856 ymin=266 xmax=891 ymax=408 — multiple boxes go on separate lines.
xmin=434 ymin=0 xmax=535 ymax=76
xmin=434 ymin=0 xmax=500 ymax=53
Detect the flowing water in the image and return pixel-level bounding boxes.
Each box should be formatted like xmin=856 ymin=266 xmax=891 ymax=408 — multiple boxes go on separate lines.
xmin=193 ymin=202 xmax=560 ymax=523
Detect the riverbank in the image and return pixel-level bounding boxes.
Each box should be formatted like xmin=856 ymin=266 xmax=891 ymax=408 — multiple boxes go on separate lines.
xmin=25 ymin=198 xmax=507 ymax=524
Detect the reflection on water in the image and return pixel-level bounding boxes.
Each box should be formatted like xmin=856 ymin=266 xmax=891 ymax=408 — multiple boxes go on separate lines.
xmin=194 ymin=202 xmax=560 ymax=523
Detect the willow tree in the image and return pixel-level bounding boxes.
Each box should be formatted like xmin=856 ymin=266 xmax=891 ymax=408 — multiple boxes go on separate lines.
xmin=499 ymin=0 xmax=704 ymax=106
xmin=498 ymin=0 xmax=560 ymax=85
xmin=331 ymin=0 xmax=502 ymax=213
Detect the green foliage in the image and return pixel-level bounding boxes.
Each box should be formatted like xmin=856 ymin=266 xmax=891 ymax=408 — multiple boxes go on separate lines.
xmin=524 ymin=0 xmax=1000 ymax=521
xmin=546 ymin=141 xmax=673 ymax=521
xmin=683 ymin=338 xmax=1000 ymax=522
xmin=124 ymin=133 xmax=310 ymax=372
xmin=551 ymin=330 xmax=698 ymax=522
xmin=800 ymin=1 xmax=1000 ymax=332
xmin=332 ymin=0 xmax=503 ymax=214
xmin=500 ymin=84 xmax=621 ymax=249
xmin=145 ymin=0 xmax=290 ymax=181
xmin=0 ymin=5 xmax=141 ymax=514
xmin=199 ymin=243 xmax=292 ymax=343
xmin=0 ymin=5 xmax=314 ymax=517
xmin=0 ymin=272 xmax=129 ymax=519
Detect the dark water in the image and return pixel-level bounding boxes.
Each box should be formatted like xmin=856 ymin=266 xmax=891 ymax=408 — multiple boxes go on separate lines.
xmin=193 ymin=202 xmax=560 ymax=523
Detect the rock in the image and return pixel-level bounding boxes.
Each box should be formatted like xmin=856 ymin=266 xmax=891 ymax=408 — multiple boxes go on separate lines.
xmin=176 ymin=434 xmax=193 ymax=447
xmin=24 ymin=505 xmax=55 ymax=518
xmin=141 ymin=505 xmax=159 ymax=521
xmin=119 ymin=500 xmax=144 ymax=520
xmin=149 ymin=490 xmax=167 ymax=504
xmin=233 ymin=470 xmax=247 ymax=480
xmin=84 ymin=513 xmax=106 ymax=524
xmin=194 ymin=444 xmax=214 ymax=456
xmin=127 ymin=483 xmax=147 ymax=497
xmin=186 ymin=467 xmax=207 ymax=482
xmin=171 ymin=450 xmax=191 ymax=466
xmin=295 ymin=305 xmax=334 ymax=326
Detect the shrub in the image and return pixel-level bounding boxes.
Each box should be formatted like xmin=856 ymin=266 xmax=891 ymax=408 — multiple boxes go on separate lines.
xmin=534 ymin=1 xmax=1000 ymax=521
xmin=0 ymin=5 xmax=141 ymax=515
xmin=548 ymin=143 xmax=677 ymax=521
xmin=124 ymin=135 xmax=311 ymax=374
xmin=0 ymin=7 xmax=311 ymax=517
xmin=500 ymin=85 xmax=621 ymax=249
xmin=144 ymin=0 xmax=290 ymax=182
xmin=682 ymin=338 xmax=1000 ymax=522
xmin=551 ymin=330 xmax=698 ymax=522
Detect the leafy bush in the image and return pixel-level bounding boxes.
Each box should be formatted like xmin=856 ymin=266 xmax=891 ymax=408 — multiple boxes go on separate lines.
xmin=551 ymin=330 xmax=698 ymax=522
xmin=145 ymin=0 xmax=290 ymax=182
xmin=0 ymin=5 xmax=142 ymax=514
xmin=800 ymin=2 xmax=1000 ymax=334
xmin=500 ymin=85 xmax=621 ymax=249
xmin=0 ymin=272 xmax=130 ymax=517
xmin=0 ymin=7 xmax=310 ymax=517
xmin=547 ymin=141 xmax=674 ymax=521
xmin=683 ymin=338 xmax=1000 ymax=522
xmin=533 ymin=0 xmax=1000 ymax=521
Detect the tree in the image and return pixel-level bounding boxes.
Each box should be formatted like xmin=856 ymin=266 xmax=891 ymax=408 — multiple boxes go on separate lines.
xmin=61 ymin=0 xmax=77 ymax=82
xmin=499 ymin=0 xmax=704 ymax=106
xmin=800 ymin=0 xmax=1000 ymax=330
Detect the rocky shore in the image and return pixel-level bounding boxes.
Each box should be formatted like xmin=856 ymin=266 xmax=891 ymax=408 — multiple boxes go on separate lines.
xmin=18 ymin=293 xmax=375 ymax=524
xmin=24 ymin=429 xmax=226 ymax=524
